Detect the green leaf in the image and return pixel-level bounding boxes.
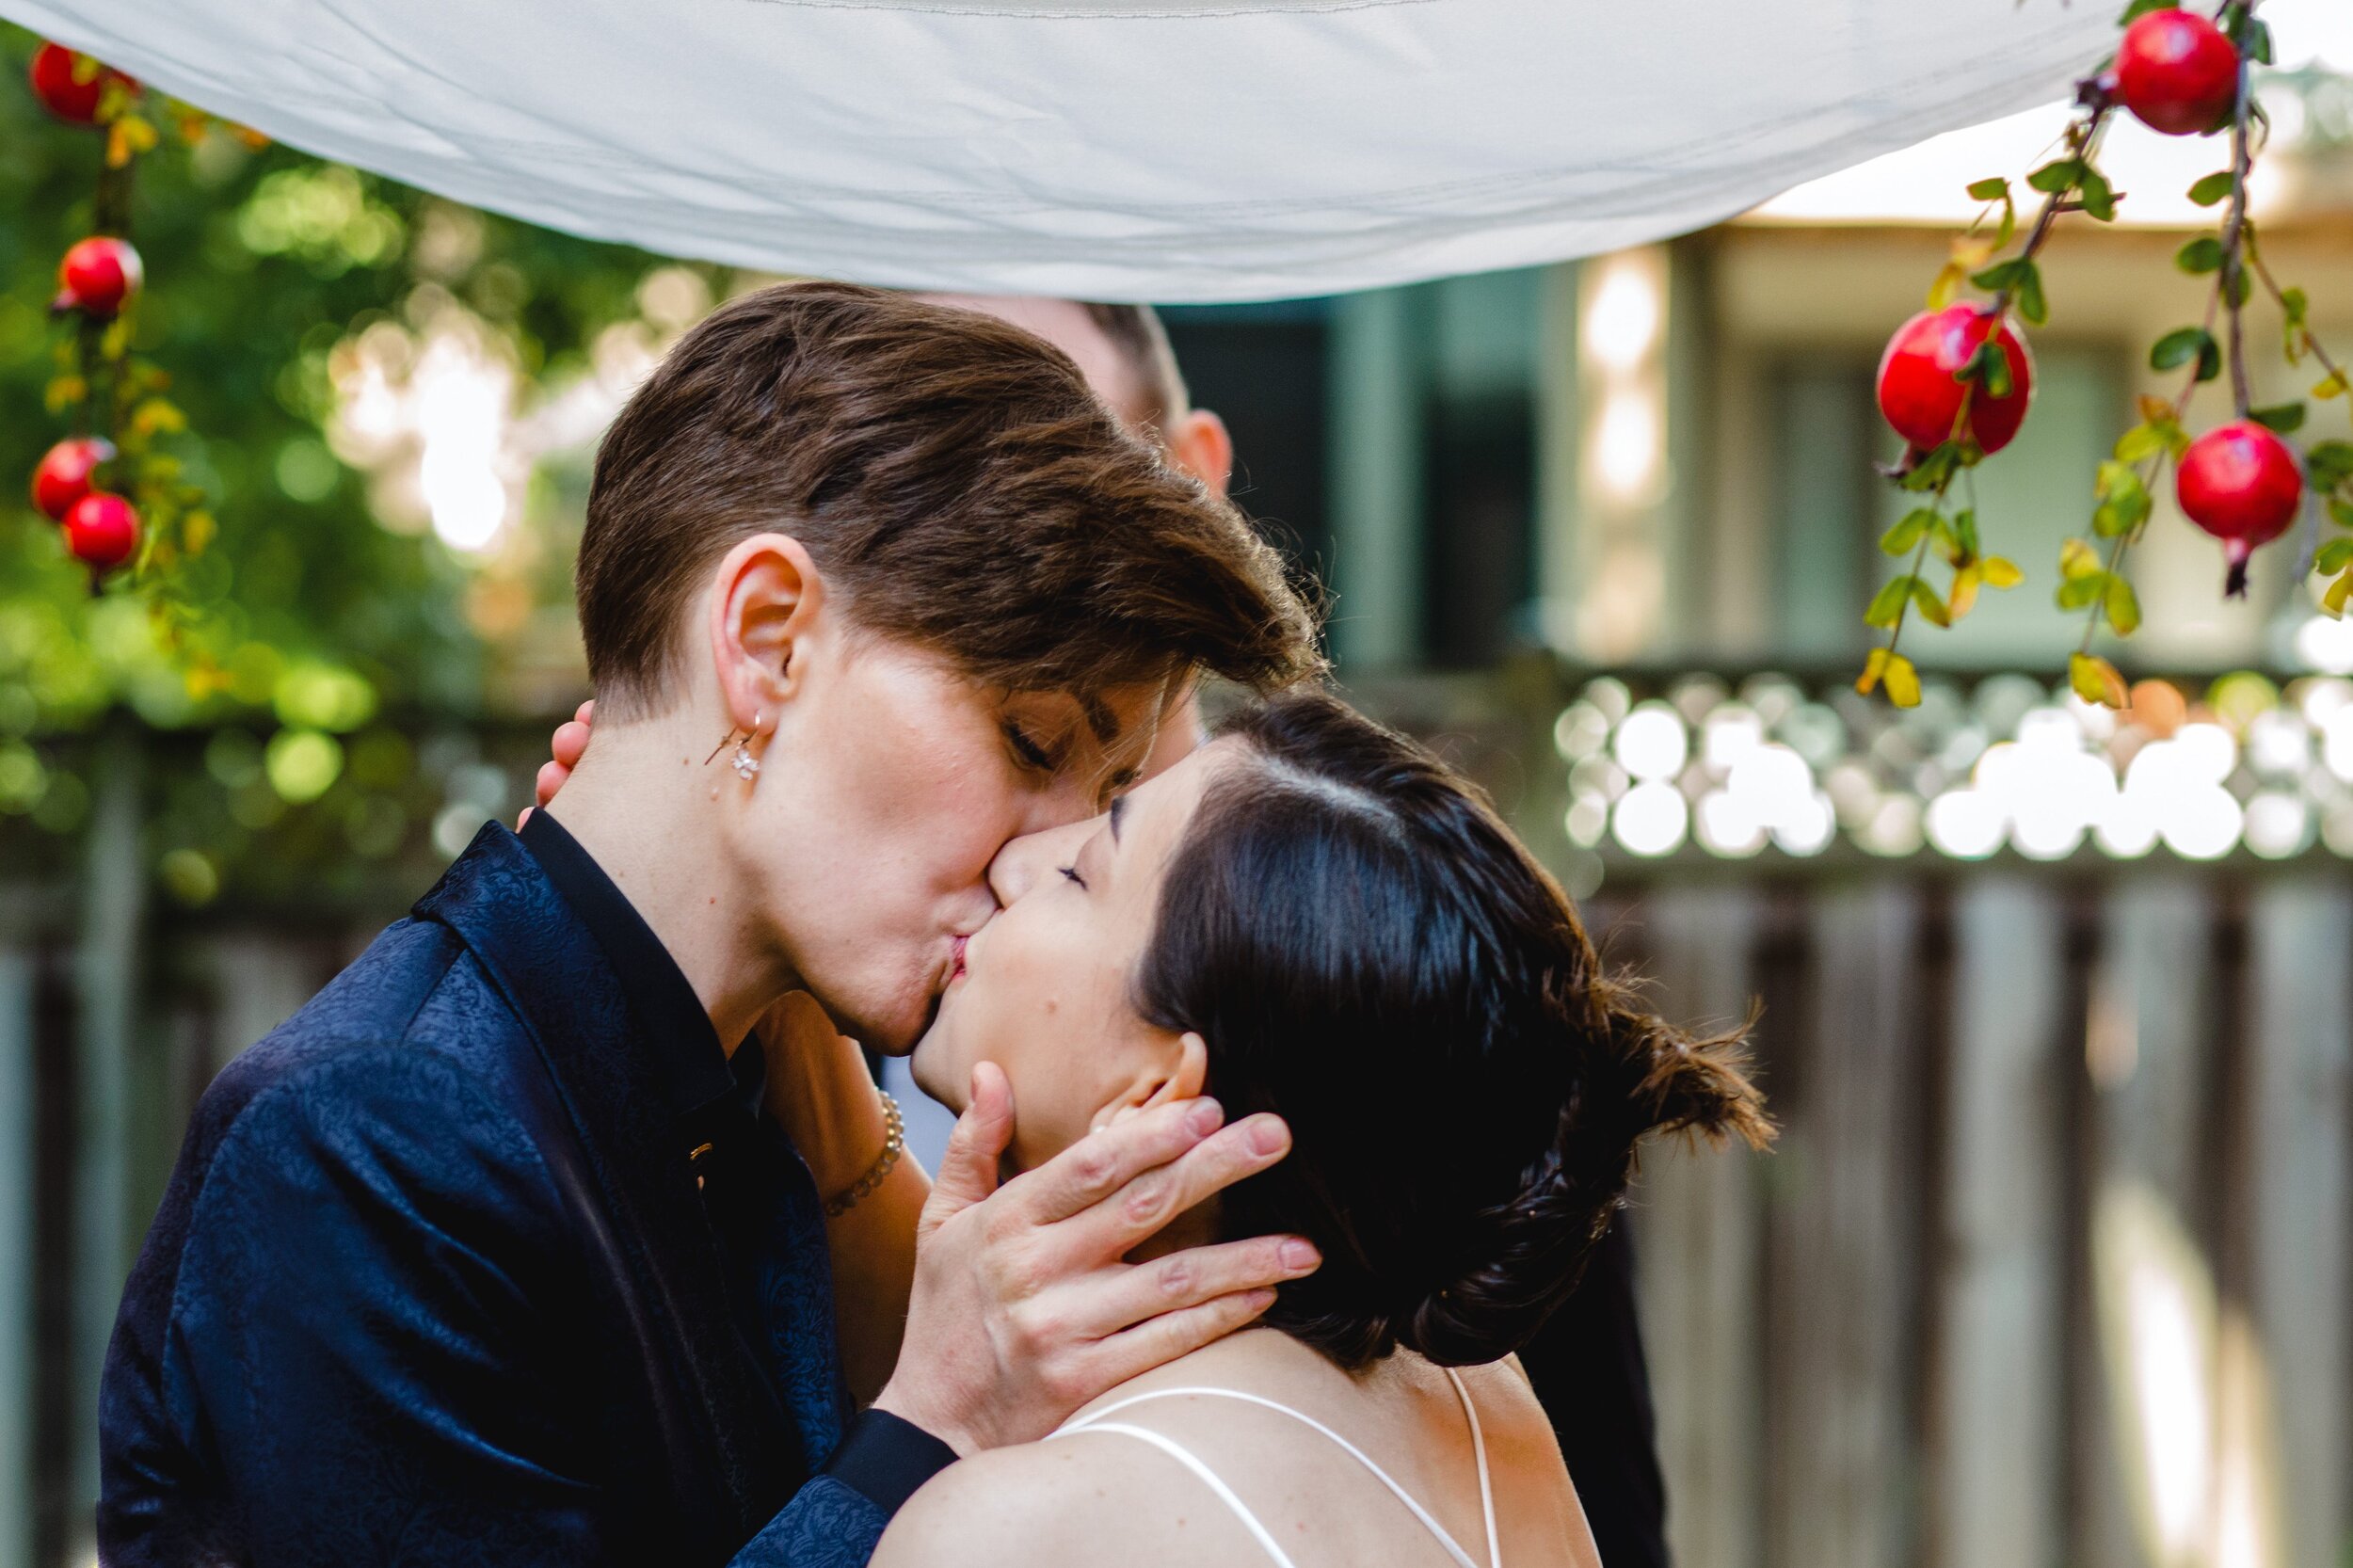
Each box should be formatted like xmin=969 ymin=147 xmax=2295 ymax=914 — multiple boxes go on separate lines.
xmin=1881 ymin=508 xmax=1937 ymax=556
xmin=2105 ymin=575 xmax=2142 ymax=635
xmin=2226 ymin=266 xmax=2252 ymax=308
xmin=1950 ymin=508 xmax=1981 ymax=561
xmin=2078 ymin=167 xmax=2119 ymax=222
xmin=2186 ymin=171 xmax=2235 ymax=208
xmin=2249 ymin=402 xmax=2306 ymax=435
xmin=1962 ymin=340 xmax=2014 ymax=398
xmin=2175 ymin=236 xmax=2224 ymax=275
xmin=2116 ymin=422 xmax=2169 ymax=464
xmin=2245 ymin=18 xmax=2274 ymax=64
xmin=2094 ymin=460 xmax=2153 ymax=537
xmin=2058 ymin=570 xmax=2110 ymax=611
xmin=2027 ymin=158 xmax=2084 ymax=195
xmin=1966 ymin=176 xmax=2011 ymax=202
xmin=2015 ymin=262 xmax=2049 ymax=327
xmin=2308 ymin=441 xmax=2353 ymax=490
xmin=1911 ymin=579 xmax=1951 ymax=628
xmin=2331 ymin=499 xmax=2353 ymax=531
xmin=2316 ymin=537 xmax=2353 ymax=576
xmin=2150 ymin=326 xmax=2217 ymax=376
xmin=2281 ymin=285 xmax=2310 ymax=327
xmin=1899 ymin=441 xmax=1962 ymax=493
xmin=1865 ymin=575 xmax=1911 ymax=629
xmin=2119 ymin=0 xmax=2175 ymax=19
xmin=1969 ymin=258 xmax=2028 ymax=294
xmin=2155 ymin=325 xmax=2221 ymax=383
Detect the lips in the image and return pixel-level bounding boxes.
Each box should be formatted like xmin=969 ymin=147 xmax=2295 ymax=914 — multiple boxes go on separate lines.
xmin=949 ymin=934 xmax=968 ymax=982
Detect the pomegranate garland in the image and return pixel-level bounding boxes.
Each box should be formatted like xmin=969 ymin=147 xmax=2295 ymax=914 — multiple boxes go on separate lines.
xmin=1860 ymin=0 xmax=2353 ymax=711
xmin=22 ymin=41 xmax=249 ymax=603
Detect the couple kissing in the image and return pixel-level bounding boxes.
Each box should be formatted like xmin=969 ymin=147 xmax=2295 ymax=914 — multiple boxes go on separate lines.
xmin=98 ymin=282 xmax=1770 ymax=1568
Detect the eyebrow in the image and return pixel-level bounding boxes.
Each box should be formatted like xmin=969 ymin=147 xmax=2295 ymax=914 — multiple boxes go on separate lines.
xmin=1109 ymin=793 xmax=1128 ymax=844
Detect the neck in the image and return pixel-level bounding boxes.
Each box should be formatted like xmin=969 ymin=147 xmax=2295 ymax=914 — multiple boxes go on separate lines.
xmin=543 ymin=708 xmax=796 ymax=1052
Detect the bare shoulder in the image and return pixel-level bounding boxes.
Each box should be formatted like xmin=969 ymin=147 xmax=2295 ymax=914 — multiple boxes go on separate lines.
xmin=1462 ymin=1354 xmax=1558 ymax=1448
xmin=1463 ymin=1355 xmax=1599 ymax=1567
xmin=872 ymin=1435 xmax=1175 ymax=1568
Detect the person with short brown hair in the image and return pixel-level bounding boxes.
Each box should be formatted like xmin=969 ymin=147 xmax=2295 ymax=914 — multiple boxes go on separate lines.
xmin=100 ymin=281 xmax=1328 ymax=1568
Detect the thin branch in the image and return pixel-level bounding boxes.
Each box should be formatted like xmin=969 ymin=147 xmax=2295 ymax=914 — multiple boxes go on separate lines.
xmin=2246 ymin=246 xmax=2352 ymax=403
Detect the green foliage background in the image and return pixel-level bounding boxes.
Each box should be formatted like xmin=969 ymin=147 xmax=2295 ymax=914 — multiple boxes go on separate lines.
xmin=0 ymin=23 xmax=691 ymax=904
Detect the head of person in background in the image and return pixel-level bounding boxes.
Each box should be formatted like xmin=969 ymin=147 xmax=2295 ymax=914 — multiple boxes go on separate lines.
xmin=918 ymin=296 xmax=1231 ymax=497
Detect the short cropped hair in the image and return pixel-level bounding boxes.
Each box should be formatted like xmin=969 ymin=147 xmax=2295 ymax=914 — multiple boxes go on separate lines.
xmin=579 ymin=282 xmax=1318 ymax=721
xmin=1080 ymin=303 xmax=1189 ymax=430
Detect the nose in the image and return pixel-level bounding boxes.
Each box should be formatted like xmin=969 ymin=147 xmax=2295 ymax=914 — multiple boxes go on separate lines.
xmin=987 ymin=816 xmax=1096 ymax=907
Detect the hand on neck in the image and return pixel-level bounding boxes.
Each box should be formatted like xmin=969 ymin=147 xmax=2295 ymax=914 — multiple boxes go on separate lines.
xmin=542 ymin=698 xmax=799 ymax=1052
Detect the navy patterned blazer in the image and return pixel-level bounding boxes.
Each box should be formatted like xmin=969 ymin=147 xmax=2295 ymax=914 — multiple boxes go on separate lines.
xmin=99 ymin=818 xmax=951 ymax=1566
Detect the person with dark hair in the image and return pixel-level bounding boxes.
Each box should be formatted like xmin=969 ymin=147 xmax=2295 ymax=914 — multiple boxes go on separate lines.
xmin=869 ymin=687 xmax=1770 ymax=1568
xmin=847 ymin=688 xmax=1767 ymax=1567
xmin=98 ymin=281 xmax=1334 ymax=1568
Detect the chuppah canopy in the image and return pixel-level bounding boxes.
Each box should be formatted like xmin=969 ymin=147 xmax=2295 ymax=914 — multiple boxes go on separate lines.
xmin=7 ymin=0 xmax=2118 ymax=301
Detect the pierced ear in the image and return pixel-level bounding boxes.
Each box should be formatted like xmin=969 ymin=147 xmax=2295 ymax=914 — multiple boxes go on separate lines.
xmin=1093 ymin=1032 xmax=1211 ymax=1132
xmin=708 ymin=532 xmax=824 ymax=734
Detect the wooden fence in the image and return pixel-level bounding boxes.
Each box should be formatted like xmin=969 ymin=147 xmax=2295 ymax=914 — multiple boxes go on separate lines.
xmin=1 ymin=866 xmax=2345 ymax=1568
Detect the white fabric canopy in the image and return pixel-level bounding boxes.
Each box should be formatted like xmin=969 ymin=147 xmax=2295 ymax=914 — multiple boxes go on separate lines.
xmin=10 ymin=0 xmax=2117 ymax=301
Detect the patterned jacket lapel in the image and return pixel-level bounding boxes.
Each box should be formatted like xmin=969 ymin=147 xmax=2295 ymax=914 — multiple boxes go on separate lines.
xmin=413 ymin=824 xmax=801 ymax=1535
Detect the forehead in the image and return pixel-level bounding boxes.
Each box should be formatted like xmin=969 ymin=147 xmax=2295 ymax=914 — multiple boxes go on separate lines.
xmin=1122 ymin=735 xmax=1241 ymax=842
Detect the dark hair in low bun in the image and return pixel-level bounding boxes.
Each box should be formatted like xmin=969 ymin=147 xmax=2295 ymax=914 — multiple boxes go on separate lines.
xmin=1135 ymin=689 xmax=1772 ymax=1370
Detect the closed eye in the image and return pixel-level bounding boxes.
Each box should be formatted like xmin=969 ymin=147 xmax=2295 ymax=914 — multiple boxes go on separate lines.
xmin=1059 ymin=864 xmax=1088 ymax=891
xmin=1004 ymin=722 xmax=1054 ymax=774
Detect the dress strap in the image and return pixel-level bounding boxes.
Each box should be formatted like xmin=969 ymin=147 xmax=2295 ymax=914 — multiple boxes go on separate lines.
xmin=1442 ymin=1367 xmax=1501 ymax=1568
xmin=1052 ymin=1382 xmax=1499 ymax=1568
xmin=1046 ymin=1419 xmax=1303 ymax=1568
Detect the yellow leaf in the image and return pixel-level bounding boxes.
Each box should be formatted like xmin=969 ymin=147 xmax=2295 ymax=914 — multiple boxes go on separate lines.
xmin=184 ymin=511 xmax=216 ymax=555
xmin=2315 ymin=370 xmax=2350 ymax=401
xmin=1948 ymin=565 xmax=1982 ymax=622
xmin=1948 ymin=235 xmax=1996 ymax=272
xmin=1883 ymin=654 xmax=1922 ymax=709
xmin=1927 ymin=264 xmax=1966 ymax=311
xmin=1856 ymin=648 xmax=1889 ymax=696
xmin=2070 ymin=653 xmax=2128 ymax=709
xmin=2060 ymin=537 xmax=2103 ymax=579
xmin=1980 ymin=555 xmax=2025 ymax=589
xmin=133 ymin=399 xmax=187 ymax=436
xmin=2326 ymin=569 xmax=2353 ymax=618
xmin=2137 ymin=393 xmax=2175 ymax=424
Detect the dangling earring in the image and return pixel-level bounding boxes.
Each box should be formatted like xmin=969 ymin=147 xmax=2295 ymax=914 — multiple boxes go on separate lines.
xmin=731 ymin=712 xmax=763 ymax=780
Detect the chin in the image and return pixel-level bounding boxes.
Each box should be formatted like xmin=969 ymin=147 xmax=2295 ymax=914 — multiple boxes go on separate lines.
xmin=906 ymin=1035 xmax=965 ymax=1113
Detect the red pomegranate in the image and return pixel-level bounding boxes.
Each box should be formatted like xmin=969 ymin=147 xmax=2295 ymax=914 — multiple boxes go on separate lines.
xmin=62 ymin=492 xmax=140 ymax=573
xmin=1876 ymin=304 xmax=2035 ymax=456
xmin=27 ymin=43 xmax=136 ymax=126
xmin=53 ymin=236 xmax=143 ymax=319
xmin=2176 ymin=420 xmax=2302 ymax=597
xmin=2115 ymin=8 xmax=2240 ymax=136
xmin=31 ymin=437 xmax=115 ymax=521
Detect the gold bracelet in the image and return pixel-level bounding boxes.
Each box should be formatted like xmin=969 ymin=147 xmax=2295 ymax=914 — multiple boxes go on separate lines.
xmin=824 ymin=1091 xmax=904 ymax=1218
